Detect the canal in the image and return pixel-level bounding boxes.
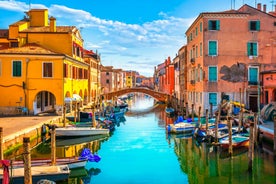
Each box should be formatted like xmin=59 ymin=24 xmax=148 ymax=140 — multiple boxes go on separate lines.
xmin=31 ymin=94 xmax=276 ymax=183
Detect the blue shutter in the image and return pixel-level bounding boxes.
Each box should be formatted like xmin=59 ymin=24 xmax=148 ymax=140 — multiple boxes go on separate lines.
xmin=209 ymin=93 xmax=217 ymax=106
xmin=249 ymin=68 xmax=258 ymax=82
xmin=253 ymin=43 xmax=257 ymax=56
xmin=209 ymin=41 xmax=217 ymax=56
xmin=256 ymin=21 xmax=260 ymax=31
xmin=247 ymin=42 xmax=251 ymax=56
xmin=216 ymin=20 xmax=220 ymax=30
xmin=209 ymin=67 xmax=217 ymax=81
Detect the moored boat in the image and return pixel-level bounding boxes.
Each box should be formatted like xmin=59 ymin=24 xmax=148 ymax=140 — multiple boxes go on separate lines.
xmin=55 ymin=127 xmax=109 ymax=137
xmin=0 ymin=164 xmax=70 ymax=183
xmin=167 ymin=122 xmax=195 ymax=134
xmin=219 ymin=134 xmax=249 ymax=149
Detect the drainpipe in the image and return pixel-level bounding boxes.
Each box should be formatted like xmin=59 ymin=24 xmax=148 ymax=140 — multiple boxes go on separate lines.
xmin=24 ymin=58 xmax=30 ymax=109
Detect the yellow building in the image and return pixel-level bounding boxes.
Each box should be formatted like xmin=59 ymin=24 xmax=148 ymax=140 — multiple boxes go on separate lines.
xmin=0 ymin=9 xmax=92 ymax=115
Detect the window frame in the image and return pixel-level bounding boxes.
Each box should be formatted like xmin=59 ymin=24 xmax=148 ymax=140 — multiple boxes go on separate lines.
xmin=249 ymin=20 xmax=260 ymax=31
xmin=42 ymin=62 xmax=53 ymax=78
xmin=248 ymin=66 xmax=259 ymax=84
xmin=247 ymin=42 xmax=258 ymax=56
xmin=12 ymin=60 xmax=22 ymax=77
xmin=208 ymin=66 xmax=218 ymax=82
xmin=208 ymin=40 xmax=218 ymax=56
xmin=208 ymin=20 xmax=220 ymax=31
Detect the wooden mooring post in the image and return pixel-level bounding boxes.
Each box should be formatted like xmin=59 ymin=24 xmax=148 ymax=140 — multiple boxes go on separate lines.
xmin=51 ymin=126 xmax=56 ymax=165
xmin=23 ymin=137 xmax=32 ymax=184
xmin=205 ymin=109 xmax=209 ymax=135
xmin=185 ymin=103 xmax=189 ymax=119
xmin=248 ymin=116 xmax=255 ymax=172
xmin=215 ymin=104 xmax=221 ymax=143
xmin=273 ymin=114 xmax=276 ymax=157
xmin=198 ymin=106 xmax=201 ymax=126
xmin=192 ymin=104 xmax=194 ymax=122
xmin=63 ymin=104 xmax=66 ymax=127
xmin=0 ymin=127 xmax=3 ymax=160
xmin=227 ymin=104 xmax=233 ymax=156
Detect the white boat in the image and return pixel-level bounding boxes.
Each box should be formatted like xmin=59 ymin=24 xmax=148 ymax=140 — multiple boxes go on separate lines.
xmin=0 ymin=164 xmax=70 ymax=183
xmin=11 ymin=157 xmax=87 ymax=170
xmin=55 ymin=127 xmax=110 ymax=137
xmin=167 ymin=122 xmax=195 ymax=134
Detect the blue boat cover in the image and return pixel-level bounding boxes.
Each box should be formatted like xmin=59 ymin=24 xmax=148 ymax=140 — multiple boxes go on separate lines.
xmin=79 ymin=148 xmax=101 ymax=162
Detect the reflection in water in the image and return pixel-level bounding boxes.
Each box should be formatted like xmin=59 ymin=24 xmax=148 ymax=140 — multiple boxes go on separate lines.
xmin=173 ymin=136 xmax=276 ymax=184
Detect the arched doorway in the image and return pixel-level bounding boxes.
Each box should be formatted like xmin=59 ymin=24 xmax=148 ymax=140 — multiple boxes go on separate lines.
xmin=34 ymin=91 xmax=56 ymax=115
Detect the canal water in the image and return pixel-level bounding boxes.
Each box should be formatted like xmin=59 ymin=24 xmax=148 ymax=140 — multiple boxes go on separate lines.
xmin=32 ymin=94 xmax=276 ymax=184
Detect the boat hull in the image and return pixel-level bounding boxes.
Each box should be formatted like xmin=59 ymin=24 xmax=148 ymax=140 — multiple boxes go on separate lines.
xmin=55 ymin=127 xmax=109 ymax=137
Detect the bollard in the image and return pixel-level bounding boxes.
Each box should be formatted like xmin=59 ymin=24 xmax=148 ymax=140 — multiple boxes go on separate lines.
xmin=238 ymin=88 xmax=242 ymax=133
xmin=51 ymin=127 xmax=56 ymax=165
xmin=23 ymin=137 xmax=32 ymax=184
xmin=0 ymin=127 xmax=3 ymax=160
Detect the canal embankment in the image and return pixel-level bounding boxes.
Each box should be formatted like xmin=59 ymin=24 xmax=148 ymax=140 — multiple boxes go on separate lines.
xmin=0 ymin=115 xmax=62 ymax=153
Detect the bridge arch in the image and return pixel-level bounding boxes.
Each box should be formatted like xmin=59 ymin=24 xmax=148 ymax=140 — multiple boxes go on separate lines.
xmin=101 ymin=87 xmax=169 ymax=102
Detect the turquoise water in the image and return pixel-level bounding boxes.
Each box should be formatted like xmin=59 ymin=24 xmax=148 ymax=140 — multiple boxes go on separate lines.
xmin=85 ymin=96 xmax=188 ymax=184
xmin=48 ymin=95 xmax=276 ymax=184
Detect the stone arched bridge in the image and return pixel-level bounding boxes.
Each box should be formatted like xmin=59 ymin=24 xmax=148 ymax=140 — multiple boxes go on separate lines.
xmin=101 ymin=87 xmax=169 ymax=102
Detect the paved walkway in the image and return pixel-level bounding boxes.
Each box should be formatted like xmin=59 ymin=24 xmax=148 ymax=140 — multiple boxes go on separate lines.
xmin=0 ymin=115 xmax=62 ymax=138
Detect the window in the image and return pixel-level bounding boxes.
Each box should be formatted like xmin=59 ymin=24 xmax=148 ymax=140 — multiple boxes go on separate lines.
xmin=106 ymin=79 xmax=109 ymax=84
xmin=200 ymin=22 xmax=202 ymax=32
xmin=63 ymin=64 xmax=68 ymax=78
xmin=208 ymin=20 xmax=220 ymax=30
xmin=200 ymin=42 xmax=203 ymax=56
xmin=249 ymin=20 xmax=260 ymax=31
xmin=195 ymin=27 xmax=198 ymax=36
xmin=208 ymin=66 xmax=217 ymax=82
xmin=13 ymin=61 xmax=22 ymax=77
xmin=248 ymin=67 xmax=258 ymax=85
xmin=196 ymin=46 xmax=198 ymax=58
xmin=247 ymin=42 xmax=258 ymax=56
xmin=106 ymin=72 xmax=109 ymax=76
xmin=209 ymin=93 xmax=217 ymax=106
xmin=209 ymin=41 xmax=217 ymax=56
xmin=43 ymin=62 xmax=53 ymax=78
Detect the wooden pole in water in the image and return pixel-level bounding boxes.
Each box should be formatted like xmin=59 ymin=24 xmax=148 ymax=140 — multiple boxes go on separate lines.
xmin=77 ymin=103 xmax=80 ymax=122
xmin=215 ymin=104 xmax=221 ymax=143
xmin=273 ymin=114 xmax=276 ymax=157
xmin=228 ymin=104 xmax=233 ymax=156
xmin=238 ymin=88 xmax=242 ymax=133
xmin=23 ymin=137 xmax=32 ymax=184
xmin=63 ymin=104 xmax=66 ymax=127
xmin=92 ymin=106 xmax=96 ymax=128
xmin=210 ymin=103 xmax=213 ymax=119
xmin=185 ymin=103 xmax=189 ymax=119
xmin=198 ymin=106 xmax=201 ymax=126
xmin=0 ymin=127 xmax=3 ymax=160
xmin=206 ymin=109 xmax=209 ymax=135
xmin=74 ymin=101 xmax=77 ymax=123
xmin=192 ymin=104 xmax=194 ymax=122
xmin=51 ymin=126 xmax=56 ymax=165
xmin=248 ymin=117 xmax=255 ymax=172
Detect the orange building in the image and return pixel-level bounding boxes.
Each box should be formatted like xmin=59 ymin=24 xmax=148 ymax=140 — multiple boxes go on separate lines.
xmin=185 ymin=3 xmax=276 ymax=113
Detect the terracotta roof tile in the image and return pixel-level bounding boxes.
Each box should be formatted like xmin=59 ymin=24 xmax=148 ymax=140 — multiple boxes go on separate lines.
xmin=21 ymin=26 xmax=76 ymax=33
xmin=0 ymin=43 xmax=62 ymax=55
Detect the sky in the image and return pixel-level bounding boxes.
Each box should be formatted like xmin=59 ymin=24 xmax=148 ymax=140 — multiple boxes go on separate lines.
xmin=0 ymin=0 xmax=274 ymax=77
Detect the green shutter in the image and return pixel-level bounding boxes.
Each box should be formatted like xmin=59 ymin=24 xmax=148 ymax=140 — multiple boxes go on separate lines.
xmin=249 ymin=68 xmax=258 ymax=82
xmin=209 ymin=67 xmax=217 ymax=81
xmin=209 ymin=41 xmax=217 ymax=56
xmin=256 ymin=21 xmax=260 ymax=31
xmin=200 ymin=22 xmax=202 ymax=32
xmin=208 ymin=20 xmax=211 ymax=30
xmin=209 ymin=93 xmax=217 ymax=106
xmin=216 ymin=20 xmax=220 ymax=30
xmin=13 ymin=61 xmax=21 ymax=77
xmin=253 ymin=43 xmax=257 ymax=56
xmin=247 ymin=42 xmax=251 ymax=56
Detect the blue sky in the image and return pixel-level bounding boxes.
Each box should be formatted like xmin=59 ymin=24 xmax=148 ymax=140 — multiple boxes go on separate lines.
xmin=0 ymin=0 xmax=273 ymax=76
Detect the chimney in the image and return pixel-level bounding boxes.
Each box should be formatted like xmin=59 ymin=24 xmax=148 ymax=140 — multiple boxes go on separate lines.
xmin=49 ymin=16 xmax=56 ymax=32
xmin=263 ymin=4 xmax=267 ymax=12
xmin=257 ymin=3 xmax=261 ymax=10
xmin=275 ymin=5 xmax=276 ymax=13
